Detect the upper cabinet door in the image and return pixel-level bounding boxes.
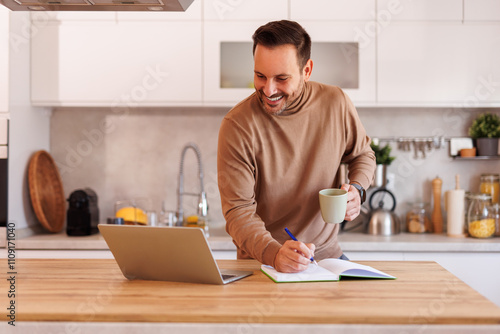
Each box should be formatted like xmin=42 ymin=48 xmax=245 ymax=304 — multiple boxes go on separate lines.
xmin=203 ymin=22 xmax=257 ymax=105
xmin=31 ymin=21 xmax=202 ymax=106
xmin=290 ymin=0 xmax=375 ymax=21
xmin=302 ymin=22 xmax=376 ymax=105
xmin=464 ymin=0 xmax=500 ymax=21
xmin=377 ymin=0 xmax=462 ymax=21
xmin=378 ymin=23 xmax=500 ymax=106
xmin=204 ymin=21 xmax=376 ymax=106
xmin=204 ymin=0 xmax=288 ymax=21
xmin=0 ymin=7 xmax=8 ymax=113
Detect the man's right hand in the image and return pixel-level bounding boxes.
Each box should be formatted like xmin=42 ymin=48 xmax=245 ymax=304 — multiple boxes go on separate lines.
xmin=273 ymin=240 xmax=316 ymax=273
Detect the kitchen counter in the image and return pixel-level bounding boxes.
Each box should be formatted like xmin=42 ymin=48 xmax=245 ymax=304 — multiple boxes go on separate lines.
xmin=2 ymin=259 xmax=500 ymax=334
xmin=9 ymin=226 xmax=500 ymax=310
xmin=11 ymin=225 xmax=236 ymax=251
xmin=11 ymin=227 xmax=500 ymax=252
xmin=338 ymin=231 xmax=500 ymax=252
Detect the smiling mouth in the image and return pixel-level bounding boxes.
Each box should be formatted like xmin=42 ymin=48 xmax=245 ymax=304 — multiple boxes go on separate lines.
xmin=265 ymin=95 xmax=283 ymax=103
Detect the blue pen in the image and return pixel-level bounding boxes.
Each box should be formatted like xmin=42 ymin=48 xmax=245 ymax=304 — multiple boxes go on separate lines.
xmin=284 ymin=228 xmax=318 ymax=265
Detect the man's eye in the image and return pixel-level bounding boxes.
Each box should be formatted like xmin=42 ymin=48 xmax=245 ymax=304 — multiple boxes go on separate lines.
xmin=278 ymin=77 xmax=288 ymax=81
xmin=256 ymin=74 xmax=265 ymax=79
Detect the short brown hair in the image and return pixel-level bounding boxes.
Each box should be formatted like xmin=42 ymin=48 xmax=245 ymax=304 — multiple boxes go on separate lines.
xmin=252 ymin=20 xmax=311 ymax=69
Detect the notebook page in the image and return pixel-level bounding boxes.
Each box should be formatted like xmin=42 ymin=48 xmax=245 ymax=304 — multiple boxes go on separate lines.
xmin=261 ymin=264 xmax=339 ymax=282
xmin=319 ymin=259 xmax=394 ymax=278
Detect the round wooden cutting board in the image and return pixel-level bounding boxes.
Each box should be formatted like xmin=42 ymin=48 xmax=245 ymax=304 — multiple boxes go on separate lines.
xmin=28 ymin=150 xmax=65 ymax=233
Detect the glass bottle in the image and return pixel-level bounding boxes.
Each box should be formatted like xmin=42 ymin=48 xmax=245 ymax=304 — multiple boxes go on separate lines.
xmin=158 ymin=200 xmax=177 ymax=227
xmin=467 ymin=193 xmax=495 ymax=238
xmin=480 ymin=173 xmax=500 ymax=204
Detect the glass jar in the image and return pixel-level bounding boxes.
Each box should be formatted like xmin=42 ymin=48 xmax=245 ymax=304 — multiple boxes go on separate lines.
xmin=464 ymin=192 xmax=472 ymax=232
xmin=406 ymin=202 xmax=431 ymax=233
xmin=490 ymin=203 xmax=500 ymax=237
xmin=467 ymin=193 xmax=495 ymax=238
xmin=480 ymin=173 xmax=500 ymax=204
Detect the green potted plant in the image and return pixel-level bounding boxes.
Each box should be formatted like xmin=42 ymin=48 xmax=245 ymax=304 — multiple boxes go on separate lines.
xmin=469 ymin=112 xmax=500 ymax=156
xmin=370 ymin=142 xmax=396 ymax=187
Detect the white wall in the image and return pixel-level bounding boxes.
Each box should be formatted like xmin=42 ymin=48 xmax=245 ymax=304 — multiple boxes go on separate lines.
xmin=49 ymin=106 xmax=500 ymax=231
xmin=8 ymin=12 xmax=51 ymax=230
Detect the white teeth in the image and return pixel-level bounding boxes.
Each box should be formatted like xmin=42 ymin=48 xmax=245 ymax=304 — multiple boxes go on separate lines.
xmin=266 ymin=96 xmax=283 ymax=102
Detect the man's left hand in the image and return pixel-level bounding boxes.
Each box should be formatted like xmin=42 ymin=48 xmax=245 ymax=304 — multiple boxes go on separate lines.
xmin=340 ymin=183 xmax=361 ymax=221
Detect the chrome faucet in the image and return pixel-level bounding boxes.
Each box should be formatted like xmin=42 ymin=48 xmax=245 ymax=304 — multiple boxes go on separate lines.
xmin=176 ymin=142 xmax=208 ymax=225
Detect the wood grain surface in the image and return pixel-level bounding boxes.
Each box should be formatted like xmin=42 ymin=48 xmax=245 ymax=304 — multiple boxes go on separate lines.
xmin=27 ymin=150 xmax=65 ymax=233
xmin=3 ymin=259 xmax=500 ymax=324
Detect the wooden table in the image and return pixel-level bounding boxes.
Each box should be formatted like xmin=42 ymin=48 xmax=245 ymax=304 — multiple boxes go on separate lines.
xmin=2 ymin=259 xmax=500 ymax=333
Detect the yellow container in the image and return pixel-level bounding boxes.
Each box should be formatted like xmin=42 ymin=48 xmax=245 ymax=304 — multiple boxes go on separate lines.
xmin=480 ymin=174 xmax=500 ymax=204
xmin=468 ymin=219 xmax=495 ymax=238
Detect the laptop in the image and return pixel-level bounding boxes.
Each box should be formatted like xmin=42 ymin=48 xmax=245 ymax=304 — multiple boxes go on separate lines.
xmin=98 ymin=224 xmax=253 ymax=285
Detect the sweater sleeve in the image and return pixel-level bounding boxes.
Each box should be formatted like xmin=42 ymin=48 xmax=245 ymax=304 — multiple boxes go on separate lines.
xmin=339 ymin=90 xmax=376 ymax=190
xmin=217 ymin=116 xmax=282 ymax=266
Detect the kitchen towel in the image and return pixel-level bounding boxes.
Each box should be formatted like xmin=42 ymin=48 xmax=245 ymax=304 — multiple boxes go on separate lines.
xmin=445 ymin=189 xmax=466 ymax=237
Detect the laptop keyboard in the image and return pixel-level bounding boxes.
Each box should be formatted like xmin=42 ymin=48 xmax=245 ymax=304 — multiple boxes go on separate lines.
xmin=222 ymin=274 xmax=236 ymax=280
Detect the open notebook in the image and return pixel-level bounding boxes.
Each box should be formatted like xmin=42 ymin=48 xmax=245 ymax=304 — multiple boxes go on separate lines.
xmin=261 ymin=258 xmax=396 ymax=283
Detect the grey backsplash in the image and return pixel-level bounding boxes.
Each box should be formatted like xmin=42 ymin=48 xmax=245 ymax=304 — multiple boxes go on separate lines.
xmin=50 ymin=106 xmax=500 ymax=231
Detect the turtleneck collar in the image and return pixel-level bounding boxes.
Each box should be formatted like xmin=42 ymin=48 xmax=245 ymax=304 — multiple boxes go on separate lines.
xmin=276 ymin=80 xmax=310 ymax=116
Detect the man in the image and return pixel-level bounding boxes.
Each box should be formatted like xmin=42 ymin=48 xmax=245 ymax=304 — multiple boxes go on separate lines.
xmin=217 ymin=20 xmax=375 ymax=273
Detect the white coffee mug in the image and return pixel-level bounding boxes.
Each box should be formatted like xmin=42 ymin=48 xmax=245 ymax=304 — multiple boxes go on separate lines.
xmin=319 ymin=188 xmax=348 ymax=224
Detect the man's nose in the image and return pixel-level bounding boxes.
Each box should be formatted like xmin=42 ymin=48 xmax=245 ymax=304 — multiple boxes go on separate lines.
xmin=263 ymin=79 xmax=278 ymax=97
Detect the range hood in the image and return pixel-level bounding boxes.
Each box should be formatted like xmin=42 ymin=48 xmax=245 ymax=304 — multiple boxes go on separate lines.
xmin=0 ymin=0 xmax=194 ymax=11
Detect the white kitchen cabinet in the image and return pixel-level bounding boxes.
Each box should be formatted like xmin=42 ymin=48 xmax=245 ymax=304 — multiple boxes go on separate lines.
xmin=31 ymin=21 xmax=202 ymax=106
xmin=464 ymin=0 xmax=500 ymax=21
xmin=203 ymin=22 xmax=257 ymax=105
xmin=301 ymin=22 xmax=377 ymax=104
xmin=16 ymin=249 xmax=237 ymax=260
xmin=0 ymin=6 xmax=9 ymax=113
xmin=203 ymin=0 xmax=288 ymax=21
xmin=377 ymin=0 xmax=462 ymax=21
xmin=347 ymin=251 xmax=500 ymax=308
xmin=16 ymin=250 xmax=114 ymax=259
xmin=402 ymin=252 xmax=500 ymax=307
xmin=378 ymin=23 xmax=500 ymax=106
xmin=204 ymin=21 xmax=376 ymax=106
xmin=290 ymin=0 xmax=375 ymax=21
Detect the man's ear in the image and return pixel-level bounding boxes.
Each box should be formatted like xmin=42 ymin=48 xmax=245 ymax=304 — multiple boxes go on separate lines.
xmin=303 ymin=59 xmax=313 ymax=81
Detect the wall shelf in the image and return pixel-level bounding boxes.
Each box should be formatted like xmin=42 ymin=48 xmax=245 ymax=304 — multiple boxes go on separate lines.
xmin=452 ymin=156 xmax=500 ymax=160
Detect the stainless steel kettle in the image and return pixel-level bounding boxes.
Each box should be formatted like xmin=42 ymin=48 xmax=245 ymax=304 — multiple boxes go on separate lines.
xmin=366 ymin=188 xmax=400 ymax=236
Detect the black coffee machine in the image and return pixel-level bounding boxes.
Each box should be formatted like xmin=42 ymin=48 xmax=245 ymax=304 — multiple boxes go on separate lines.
xmin=66 ymin=188 xmax=99 ymax=236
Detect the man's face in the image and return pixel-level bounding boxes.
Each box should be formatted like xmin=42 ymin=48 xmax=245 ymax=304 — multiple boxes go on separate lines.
xmin=253 ymin=44 xmax=312 ymax=116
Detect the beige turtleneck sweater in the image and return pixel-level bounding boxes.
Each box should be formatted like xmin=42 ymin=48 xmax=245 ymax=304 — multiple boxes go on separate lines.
xmin=217 ymin=81 xmax=375 ymax=267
